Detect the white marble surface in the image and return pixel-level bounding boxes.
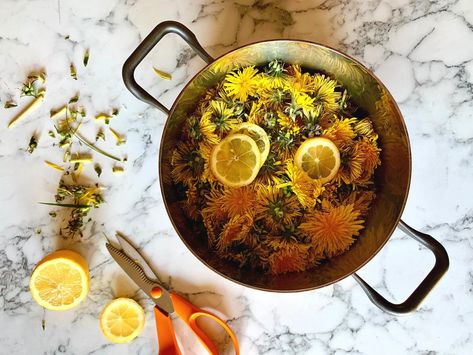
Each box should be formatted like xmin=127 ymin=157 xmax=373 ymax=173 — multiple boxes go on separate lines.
xmin=1 ymin=0 xmax=472 ymax=354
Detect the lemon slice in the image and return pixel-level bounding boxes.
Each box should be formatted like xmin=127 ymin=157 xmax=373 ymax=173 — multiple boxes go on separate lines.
xmin=211 ymin=133 xmax=261 ymax=187
xmin=100 ymin=298 xmax=146 ymax=343
xmin=294 ymin=137 xmax=340 ymax=184
xmin=232 ymin=123 xmax=270 ymax=166
xmin=29 ymin=250 xmax=90 ymax=311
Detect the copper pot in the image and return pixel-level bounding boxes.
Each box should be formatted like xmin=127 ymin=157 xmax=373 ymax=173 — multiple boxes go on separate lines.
xmin=123 ymin=21 xmax=449 ymax=314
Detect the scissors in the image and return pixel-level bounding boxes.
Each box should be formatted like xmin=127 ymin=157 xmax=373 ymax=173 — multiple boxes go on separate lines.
xmin=106 ymin=234 xmax=240 ymax=355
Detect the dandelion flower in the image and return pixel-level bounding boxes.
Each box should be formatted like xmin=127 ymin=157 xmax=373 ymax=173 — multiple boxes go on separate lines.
xmin=255 ymin=185 xmax=301 ymax=229
xmin=217 ymin=214 xmax=253 ymax=251
xmin=224 ymin=66 xmax=259 ymax=101
xmin=277 ymin=111 xmax=300 ymax=134
xmin=200 ymin=110 xmax=220 ymax=145
xmin=283 ymin=160 xmax=324 ymax=209
xmin=322 ymin=118 xmax=357 ymax=149
xmin=355 ymin=140 xmax=381 ymax=183
xmin=300 ymin=203 xmax=364 ymax=257
xmin=336 ymin=144 xmax=364 ymax=185
xmin=261 ymin=59 xmax=288 ymax=89
xmin=181 ymin=184 xmax=200 ymax=220
xmin=199 ymin=142 xmax=217 ymax=184
xmin=347 ymin=190 xmax=376 ymax=216
xmin=171 ymin=142 xmax=204 ymax=186
xmin=202 ymin=187 xmax=227 ymax=221
xmin=313 ymin=74 xmax=341 ymax=113
xmin=286 ymin=64 xmax=313 ymax=93
xmin=209 ymin=100 xmax=240 ymax=136
xmin=221 ymin=186 xmax=258 ymax=218
xmin=247 ymin=101 xmax=265 ymax=125
xmin=268 ymin=242 xmax=310 ymax=274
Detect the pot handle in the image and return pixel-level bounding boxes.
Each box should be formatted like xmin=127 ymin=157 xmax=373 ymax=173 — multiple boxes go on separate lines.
xmin=122 ymin=20 xmax=214 ymax=114
xmin=352 ymin=219 xmax=449 ymax=315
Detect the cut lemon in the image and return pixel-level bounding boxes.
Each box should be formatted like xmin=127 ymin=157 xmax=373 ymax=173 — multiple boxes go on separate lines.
xmin=29 ymin=250 xmax=90 ymax=311
xmin=211 ymin=133 xmax=261 ymax=187
xmin=232 ymin=123 xmax=270 ymax=166
xmin=100 ymin=298 xmax=146 ymax=343
xmin=294 ymin=137 xmax=340 ymax=184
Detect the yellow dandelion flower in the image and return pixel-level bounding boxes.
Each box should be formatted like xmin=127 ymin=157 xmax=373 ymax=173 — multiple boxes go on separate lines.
xmin=307 ymin=247 xmax=323 ymax=268
xmin=221 ymin=186 xmax=258 ymax=218
xmin=293 ymin=91 xmax=315 ymax=112
xmin=217 ymin=214 xmax=253 ymax=251
xmin=200 ymin=110 xmax=220 ymax=145
xmin=346 ymin=190 xmax=376 ymax=217
xmin=299 ymin=203 xmax=364 ymax=257
xmin=255 ymin=152 xmax=285 ymax=185
xmin=181 ymin=184 xmax=200 ymax=220
xmin=255 ymin=185 xmax=302 ymax=229
xmin=268 ymin=241 xmax=310 ymax=274
xmin=354 ymin=118 xmax=374 ymax=137
xmin=313 ymin=74 xmax=341 ymax=113
xmin=224 ymin=66 xmax=260 ymax=101
xmin=286 ymin=64 xmax=313 ymax=93
xmin=202 ymin=213 xmax=221 ymax=246
xmin=171 ymin=142 xmax=204 ymax=186
xmin=277 ymin=111 xmax=300 ymax=134
xmin=202 ymin=187 xmax=227 ymax=222
xmin=247 ymin=101 xmax=265 ymax=125
xmin=210 ymin=100 xmax=240 ymax=135
xmin=322 ymin=118 xmax=357 ymax=149
xmin=259 ymin=72 xmax=287 ymax=90
xmin=199 ymin=142 xmax=217 ymax=184
xmin=354 ymin=140 xmax=381 ymax=184
xmin=336 ymin=144 xmax=364 ymax=185
xmin=282 ymin=160 xmax=324 ymax=209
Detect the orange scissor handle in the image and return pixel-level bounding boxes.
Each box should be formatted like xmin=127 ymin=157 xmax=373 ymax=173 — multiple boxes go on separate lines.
xmin=170 ymin=292 xmax=240 ymax=355
xmin=154 ymin=306 xmax=181 ymax=355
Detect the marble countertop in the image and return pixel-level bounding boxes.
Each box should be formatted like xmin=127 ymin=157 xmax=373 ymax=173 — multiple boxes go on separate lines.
xmin=1 ymin=0 xmax=472 ymax=354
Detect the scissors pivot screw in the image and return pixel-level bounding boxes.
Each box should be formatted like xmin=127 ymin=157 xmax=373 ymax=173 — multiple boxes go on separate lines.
xmin=150 ymin=286 xmax=163 ymax=299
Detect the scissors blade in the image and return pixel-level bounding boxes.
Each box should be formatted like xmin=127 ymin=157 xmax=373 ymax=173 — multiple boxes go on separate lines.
xmin=106 ymin=243 xmax=174 ymax=315
xmin=115 ymin=233 xmax=161 ymax=282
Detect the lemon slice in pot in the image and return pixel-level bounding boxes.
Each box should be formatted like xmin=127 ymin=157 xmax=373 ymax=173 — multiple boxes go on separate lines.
xmin=211 ymin=133 xmax=261 ymax=187
xmin=232 ymin=123 xmax=270 ymax=166
xmin=294 ymin=137 xmax=340 ymax=184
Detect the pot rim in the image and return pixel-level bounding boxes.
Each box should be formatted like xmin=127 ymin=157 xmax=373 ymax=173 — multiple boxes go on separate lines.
xmin=159 ymin=38 xmax=412 ymax=292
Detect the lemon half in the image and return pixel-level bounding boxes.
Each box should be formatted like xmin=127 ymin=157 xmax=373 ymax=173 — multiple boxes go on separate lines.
xmin=29 ymin=250 xmax=90 ymax=311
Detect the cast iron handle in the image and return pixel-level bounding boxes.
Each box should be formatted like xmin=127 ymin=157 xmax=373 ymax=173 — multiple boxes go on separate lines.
xmin=122 ymin=20 xmax=214 ymax=115
xmin=353 ymin=219 xmax=449 ymax=315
